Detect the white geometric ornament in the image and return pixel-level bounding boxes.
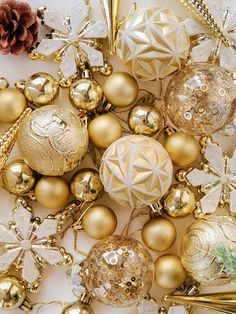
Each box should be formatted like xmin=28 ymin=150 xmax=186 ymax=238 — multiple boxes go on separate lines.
xmin=137 ymin=298 xmax=160 ymax=314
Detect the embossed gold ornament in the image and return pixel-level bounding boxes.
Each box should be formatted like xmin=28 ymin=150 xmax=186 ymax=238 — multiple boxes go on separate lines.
xmin=18 ymin=105 xmax=88 ymax=176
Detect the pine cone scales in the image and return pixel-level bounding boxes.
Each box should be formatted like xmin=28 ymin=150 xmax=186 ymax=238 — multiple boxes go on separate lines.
xmin=0 ymin=0 xmax=38 ymax=55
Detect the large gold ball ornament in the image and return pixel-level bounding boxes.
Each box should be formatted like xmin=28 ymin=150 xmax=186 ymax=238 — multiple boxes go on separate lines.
xmin=117 ymin=7 xmax=190 ymax=81
xmin=164 ymin=184 xmax=196 ymax=218
xmin=0 ymin=88 xmax=26 ymax=123
xmin=70 ymin=168 xmax=103 ymax=202
xmin=34 ymin=176 xmax=70 ymax=210
xmin=82 ymin=235 xmax=153 ymax=307
xmin=69 ymin=78 xmax=103 ymax=111
xmin=0 ymin=276 xmax=26 ymax=310
xmin=103 ymin=72 xmax=139 ymax=107
xmin=82 ymin=205 xmax=117 ymax=239
xmin=88 ymin=114 xmax=122 ymax=149
xmin=2 ymin=160 xmax=35 ymax=195
xmin=164 ymin=131 xmax=199 ymax=166
xmin=154 ymin=255 xmax=187 ymax=289
xmin=166 ymin=63 xmax=236 ymax=136
xmin=141 ymin=217 xmax=176 ymax=252
xmin=62 ymin=302 xmax=94 ymax=314
xmin=18 ymin=105 xmax=88 ymax=176
xmin=100 ymin=135 xmax=173 ymax=208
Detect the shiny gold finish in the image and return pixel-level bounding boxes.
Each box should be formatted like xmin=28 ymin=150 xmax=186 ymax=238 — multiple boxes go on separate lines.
xmin=62 ymin=301 xmax=94 ymax=314
xmin=0 ymin=77 xmax=9 ymax=90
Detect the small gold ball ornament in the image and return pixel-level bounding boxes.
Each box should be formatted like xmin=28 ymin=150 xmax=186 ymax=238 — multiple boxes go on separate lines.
xmin=141 ymin=217 xmax=176 ymax=252
xmin=104 ymin=72 xmax=139 ymax=107
xmin=164 ymin=131 xmax=199 ymax=166
xmin=2 ymin=160 xmax=35 ymax=195
xmin=62 ymin=301 xmax=94 ymax=314
xmin=88 ymin=114 xmax=122 ymax=149
xmin=82 ymin=205 xmax=117 ymax=239
xmin=154 ymin=254 xmax=187 ymax=289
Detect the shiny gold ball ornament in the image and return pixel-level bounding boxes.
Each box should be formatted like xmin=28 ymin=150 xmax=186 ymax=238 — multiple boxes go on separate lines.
xmin=141 ymin=217 xmax=176 ymax=252
xmin=69 ymin=78 xmax=103 ymax=111
xmin=164 ymin=131 xmax=199 ymax=166
xmin=103 ymin=72 xmax=139 ymax=107
xmin=88 ymin=114 xmax=122 ymax=149
xmin=62 ymin=302 xmax=94 ymax=314
xmin=2 ymin=160 xmax=35 ymax=195
xmin=34 ymin=176 xmax=70 ymax=210
xmin=82 ymin=205 xmax=117 ymax=239
xmin=166 ymin=63 xmax=236 ymax=136
xmin=82 ymin=235 xmax=153 ymax=307
xmin=164 ymin=184 xmax=196 ymax=218
xmin=18 ymin=105 xmax=88 ymax=176
xmin=117 ymin=7 xmax=190 ymax=81
xmin=70 ymin=168 xmax=103 ymax=202
xmin=100 ymin=135 xmax=173 ymax=208
xmin=154 ymin=255 xmax=187 ymax=289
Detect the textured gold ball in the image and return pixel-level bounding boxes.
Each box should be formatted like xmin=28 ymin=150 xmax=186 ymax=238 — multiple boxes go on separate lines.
xmin=24 ymin=72 xmax=59 ymax=107
xmin=164 ymin=131 xmax=199 ymax=166
xmin=164 ymin=184 xmax=196 ymax=218
xmin=154 ymin=255 xmax=187 ymax=289
xmin=141 ymin=217 xmax=176 ymax=252
xmin=62 ymin=302 xmax=94 ymax=314
xmin=0 ymin=276 xmax=26 ymax=310
xmin=70 ymin=168 xmax=103 ymax=202
xmin=34 ymin=176 xmax=70 ymax=210
xmin=104 ymin=72 xmax=139 ymax=107
xmin=88 ymin=114 xmax=122 ymax=149
xmin=69 ymin=78 xmax=103 ymax=111
xmin=0 ymin=88 xmax=26 ymax=123
xmin=2 ymin=160 xmax=35 ymax=195
xmin=82 ymin=205 xmax=117 ymax=239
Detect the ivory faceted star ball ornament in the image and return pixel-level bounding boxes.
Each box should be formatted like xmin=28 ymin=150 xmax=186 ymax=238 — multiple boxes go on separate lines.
xmin=100 ymin=135 xmax=173 ymax=208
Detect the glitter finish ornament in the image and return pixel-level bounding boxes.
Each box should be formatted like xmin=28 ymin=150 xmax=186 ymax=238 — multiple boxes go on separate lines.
xmin=18 ymin=105 xmax=88 ymax=176
xmin=100 ymin=135 xmax=173 ymax=208
xmin=82 ymin=235 xmax=153 ymax=307
xmin=117 ymin=7 xmax=190 ymax=81
xmin=166 ymin=63 xmax=236 ymax=136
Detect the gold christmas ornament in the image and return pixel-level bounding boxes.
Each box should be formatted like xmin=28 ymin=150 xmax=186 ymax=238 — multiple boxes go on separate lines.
xmin=154 ymin=254 xmax=187 ymax=289
xmin=70 ymin=168 xmax=103 ymax=202
xmin=62 ymin=301 xmax=94 ymax=314
xmin=103 ymin=72 xmax=139 ymax=107
xmin=82 ymin=204 xmax=117 ymax=239
xmin=117 ymin=7 xmax=190 ymax=81
xmin=163 ymin=184 xmax=196 ymax=218
xmin=100 ymin=135 xmax=173 ymax=208
xmin=164 ymin=131 xmax=199 ymax=167
xmin=82 ymin=235 xmax=153 ymax=307
xmin=141 ymin=217 xmax=176 ymax=252
xmin=166 ymin=63 xmax=236 ymax=136
xmin=2 ymin=160 xmax=35 ymax=195
xmin=34 ymin=176 xmax=70 ymax=210
xmin=181 ymin=216 xmax=236 ymax=285
xmin=88 ymin=114 xmax=122 ymax=149
xmin=18 ymin=105 xmax=88 ymax=176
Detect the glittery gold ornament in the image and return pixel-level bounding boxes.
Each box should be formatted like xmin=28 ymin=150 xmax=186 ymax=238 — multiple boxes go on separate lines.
xmin=166 ymin=63 xmax=236 ymax=136
xmin=62 ymin=301 xmax=94 ymax=314
xmin=100 ymin=135 xmax=173 ymax=208
xmin=18 ymin=105 xmax=88 ymax=176
xmin=181 ymin=216 xmax=236 ymax=285
xmin=117 ymin=7 xmax=190 ymax=81
xmin=82 ymin=235 xmax=153 ymax=307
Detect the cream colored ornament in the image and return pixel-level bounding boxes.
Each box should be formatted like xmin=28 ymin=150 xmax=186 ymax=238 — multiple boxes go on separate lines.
xmin=100 ymin=135 xmax=173 ymax=208
xmin=18 ymin=105 xmax=88 ymax=176
xmin=117 ymin=7 xmax=190 ymax=81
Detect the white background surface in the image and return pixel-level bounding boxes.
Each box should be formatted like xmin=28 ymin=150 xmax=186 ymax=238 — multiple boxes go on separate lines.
xmin=0 ymin=0 xmax=235 ymax=313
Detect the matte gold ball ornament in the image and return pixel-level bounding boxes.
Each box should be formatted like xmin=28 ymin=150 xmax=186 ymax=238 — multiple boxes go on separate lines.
xmin=62 ymin=302 xmax=94 ymax=314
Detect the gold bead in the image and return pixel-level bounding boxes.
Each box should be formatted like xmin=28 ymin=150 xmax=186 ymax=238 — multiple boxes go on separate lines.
xmin=88 ymin=114 xmax=122 ymax=148
xmin=104 ymin=72 xmax=139 ymax=107
xmin=164 ymin=131 xmax=199 ymax=167
xmin=154 ymin=254 xmax=187 ymax=289
xmin=34 ymin=176 xmax=70 ymax=210
xmin=62 ymin=301 xmax=94 ymax=314
xmin=2 ymin=160 xmax=35 ymax=195
xmin=0 ymin=88 xmax=26 ymax=123
xmin=141 ymin=217 xmax=176 ymax=252
xmin=163 ymin=184 xmax=196 ymax=218
xmin=82 ymin=204 xmax=117 ymax=239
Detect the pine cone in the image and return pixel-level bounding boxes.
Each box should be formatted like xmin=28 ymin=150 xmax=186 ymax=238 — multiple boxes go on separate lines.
xmin=0 ymin=0 xmax=38 ymax=55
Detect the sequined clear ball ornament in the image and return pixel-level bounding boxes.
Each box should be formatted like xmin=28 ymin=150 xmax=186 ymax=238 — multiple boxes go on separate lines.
xmin=166 ymin=63 xmax=236 ymax=136
xmin=82 ymin=235 xmax=154 ymax=307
